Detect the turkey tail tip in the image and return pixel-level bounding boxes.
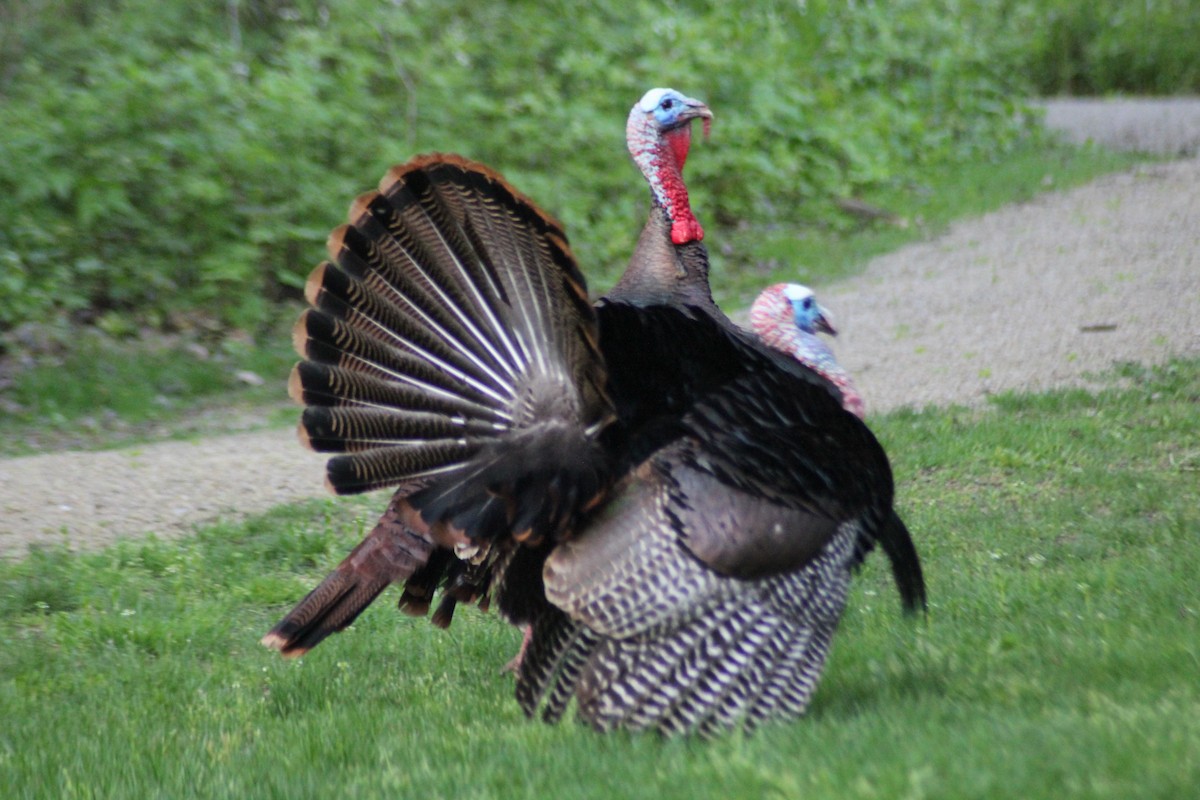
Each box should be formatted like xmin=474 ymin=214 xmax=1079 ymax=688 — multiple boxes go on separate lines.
xmin=303 ymin=262 xmax=330 ymax=308
xmin=287 ymin=363 xmax=305 ymax=405
xmin=325 ymin=224 xmax=351 ymax=261
xmin=380 ymin=162 xmax=411 ymax=192
xmin=383 ymin=152 xmax=475 ymax=190
xmin=348 ymin=190 xmax=380 ymax=225
xmin=295 ymin=419 xmax=319 ymax=454
xmin=291 ymin=309 xmax=314 ymax=359
xmin=379 ymin=153 xmax=571 ymax=242
xmin=260 ymin=631 xmax=310 ymax=658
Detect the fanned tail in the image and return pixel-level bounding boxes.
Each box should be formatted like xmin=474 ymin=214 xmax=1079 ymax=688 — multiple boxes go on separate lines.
xmin=266 ymin=154 xmax=618 ymax=655
xmin=293 ymin=154 xmax=614 ymax=541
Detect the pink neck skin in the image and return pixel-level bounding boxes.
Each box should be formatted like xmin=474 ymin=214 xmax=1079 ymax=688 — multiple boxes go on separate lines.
xmin=628 ymin=118 xmax=704 ymax=245
xmin=750 ymin=292 xmax=867 ymax=420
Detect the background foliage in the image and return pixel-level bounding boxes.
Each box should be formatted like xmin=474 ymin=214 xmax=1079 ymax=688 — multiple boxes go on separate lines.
xmin=1 ymin=0 xmax=1195 ymax=339
xmin=0 ymin=0 xmax=1038 ymax=336
xmin=1006 ymin=0 xmax=1200 ymax=95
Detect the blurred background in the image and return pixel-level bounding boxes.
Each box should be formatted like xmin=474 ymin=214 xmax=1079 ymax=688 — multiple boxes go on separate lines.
xmin=1 ymin=0 xmax=1197 ymax=443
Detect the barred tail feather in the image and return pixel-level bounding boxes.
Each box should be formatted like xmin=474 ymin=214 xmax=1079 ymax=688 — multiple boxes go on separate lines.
xmin=289 ymin=155 xmax=614 ymax=543
xmin=322 ymin=442 xmax=472 ymax=495
xmin=305 ymin=256 xmax=516 ymax=398
xmin=288 ymin=361 xmax=500 ymax=421
xmin=261 ymin=498 xmax=436 ymax=656
xmin=293 ymin=307 xmax=502 ymax=410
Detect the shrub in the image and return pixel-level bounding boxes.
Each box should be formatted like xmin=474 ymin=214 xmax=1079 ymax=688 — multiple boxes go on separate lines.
xmin=1000 ymin=0 xmax=1200 ymax=95
xmin=0 ymin=0 xmax=1036 ymax=336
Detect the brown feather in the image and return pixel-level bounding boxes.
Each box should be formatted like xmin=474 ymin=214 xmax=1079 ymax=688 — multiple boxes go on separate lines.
xmin=261 ymin=497 xmax=436 ymax=656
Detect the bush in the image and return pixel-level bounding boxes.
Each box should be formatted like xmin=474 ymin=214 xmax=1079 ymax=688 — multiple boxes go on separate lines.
xmin=1000 ymin=0 xmax=1200 ymax=95
xmin=0 ymin=0 xmax=1035 ymax=336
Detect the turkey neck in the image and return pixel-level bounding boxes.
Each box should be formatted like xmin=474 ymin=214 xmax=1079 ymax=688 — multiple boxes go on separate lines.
xmin=608 ymin=208 xmax=722 ymax=316
xmin=608 ymin=116 xmax=723 ymax=318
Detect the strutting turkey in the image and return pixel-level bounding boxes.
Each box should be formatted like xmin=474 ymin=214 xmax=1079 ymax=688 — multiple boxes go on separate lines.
xmin=262 ymin=88 xmax=925 ymax=735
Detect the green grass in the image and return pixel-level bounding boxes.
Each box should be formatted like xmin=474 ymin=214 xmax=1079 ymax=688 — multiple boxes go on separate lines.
xmin=0 ymin=139 xmax=1151 ymax=455
xmin=0 ymin=328 xmax=299 ymax=457
xmin=2 ymin=358 xmax=1197 ymax=799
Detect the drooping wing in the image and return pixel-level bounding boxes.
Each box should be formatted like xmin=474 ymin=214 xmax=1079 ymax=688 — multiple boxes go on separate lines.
xmin=544 ymin=308 xmax=893 ymax=639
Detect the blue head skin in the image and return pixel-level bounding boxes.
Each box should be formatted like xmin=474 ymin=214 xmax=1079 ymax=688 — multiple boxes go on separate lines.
xmin=781 ymin=284 xmax=837 ymax=336
xmin=637 ymin=88 xmax=711 ymax=131
xmin=750 ymin=283 xmax=865 ymax=419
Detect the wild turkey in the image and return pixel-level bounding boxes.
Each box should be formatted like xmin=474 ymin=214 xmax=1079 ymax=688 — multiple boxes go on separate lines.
xmin=749 ymin=282 xmax=866 ymax=419
xmin=262 ymin=88 xmax=925 ymax=735
xmin=501 ymin=281 xmax=868 ymax=677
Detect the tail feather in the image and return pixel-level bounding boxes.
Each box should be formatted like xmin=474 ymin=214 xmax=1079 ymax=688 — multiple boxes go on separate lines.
xmin=299 ymin=406 xmax=496 ymax=452
xmin=294 ymin=308 xmax=502 ymax=409
xmin=335 ymin=217 xmax=516 ymax=382
xmin=306 ymin=255 xmax=514 ymax=395
xmin=268 ymin=153 xmax=617 ymax=657
xmin=365 ymin=179 xmax=522 ymax=365
xmin=288 ymin=361 xmax=501 ymax=421
xmin=292 ymin=155 xmax=613 ymax=533
xmin=878 ymin=509 xmax=927 ymax=614
xmin=323 ymin=442 xmax=473 ymax=495
xmin=360 ymin=163 xmax=570 ymax=388
xmin=327 ymin=219 xmax=509 ymax=366
xmin=261 ymin=498 xmax=435 ymax=656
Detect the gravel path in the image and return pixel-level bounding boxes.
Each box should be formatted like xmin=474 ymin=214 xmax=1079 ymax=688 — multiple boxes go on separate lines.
xmin=3 ymin=99 xmax=1199 ymax=559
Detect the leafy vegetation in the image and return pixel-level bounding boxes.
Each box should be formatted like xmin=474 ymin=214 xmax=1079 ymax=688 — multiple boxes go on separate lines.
xmin=996 ymin=0 xmax=1200 ymax=95
xmin=2 ymin=358 xmax=1197 ymax=798
xmin=0 ymin=0 xmax=1040 ymax=336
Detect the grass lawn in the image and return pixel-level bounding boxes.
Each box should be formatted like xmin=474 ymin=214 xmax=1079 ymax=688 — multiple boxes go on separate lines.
xmin=2 ymin=358 xmax=1197 ymax=799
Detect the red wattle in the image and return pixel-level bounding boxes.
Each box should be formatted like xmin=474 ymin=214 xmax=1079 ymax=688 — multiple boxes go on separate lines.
xmin=664 ymin=126 xmax=692 ymax=172
xmin=671 ymin=217 xmax=704 ymax=245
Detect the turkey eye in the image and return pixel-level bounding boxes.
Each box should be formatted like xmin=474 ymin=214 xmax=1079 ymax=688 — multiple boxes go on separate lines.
xmin=661 ymin=98 xmax=674 ymax=110
xmin=802 ymin=298 xmax=814 ymax=309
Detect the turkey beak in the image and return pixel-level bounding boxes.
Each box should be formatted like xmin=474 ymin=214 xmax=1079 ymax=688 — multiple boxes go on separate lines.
xmin=814 ymin=305 xmax=838 ymax=336
xmin=679 ymin=98 xmax=713 ymax=139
